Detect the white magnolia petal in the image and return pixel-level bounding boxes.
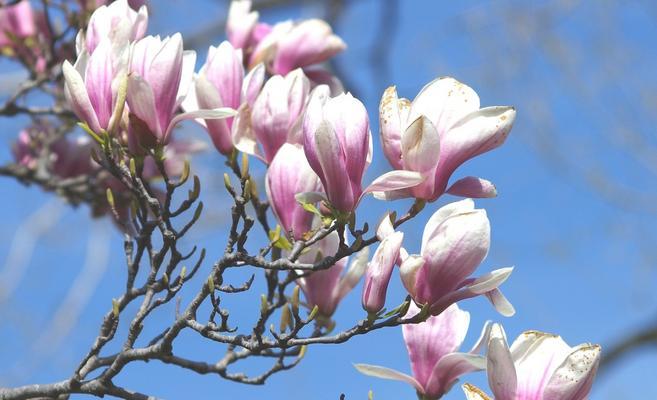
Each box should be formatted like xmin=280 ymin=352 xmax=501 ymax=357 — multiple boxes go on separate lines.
xmin=63 ymin=60 xmax=102 ymax=133
xmin=467 ymin=267 xmax=514 ymax=294
xmin=410 ymin=76 xmax=480 ymax=132
xmin=399 ymin=254 xmax=424 ymax=298
xmin=232 ymin=103 xmax=266 ymax=162
xmin=486 ymin=288 xmax=515 ymax=317
xmin=295 ymin=191 xmax=328 ymax=205
xmin=376 ymin=212 xmax=395 ymax=240
xmin=165 ymin=108 xmax=236 ymax=142
xmin=371 ymin=188 xmax=413 ymax=201
xmin=420 ymin=198 xmax=475 ymax=254
xmin=401 ymin=115 xmax=440 ymax=173
xmin=469 ymin=320 xmax=492 ymax=355
xmin=362 ymin=170 xmax=424 ymax=202
xmin=353 ymin=364 xmax=424 ymax=393
xmin=487 ymin=324 xmax=517 ymax=400
xmin=446 ymin=176 xmax=497 ymax=198
xmin=543 ymin=344 xmax=601 ymax=400
xmin=176 ymin=50 xmax=197 ymax=105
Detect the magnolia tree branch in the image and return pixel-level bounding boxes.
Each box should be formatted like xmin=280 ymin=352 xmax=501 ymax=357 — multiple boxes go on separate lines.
xmin=0 ymin=121 xmax=426 ymax=399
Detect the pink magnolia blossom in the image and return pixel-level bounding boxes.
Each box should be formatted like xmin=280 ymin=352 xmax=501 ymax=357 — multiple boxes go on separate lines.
xmin=463 ymin=324 xmax=601 ymax=400
xmin=126 ymin=34 xmax=235 ymax=146
xmin=182 ymin=40 xmax=264 ymax=154
xmin=268 ymin=19 xmax=346 ymax=75
xmin=79 ymin=0 xmax=148 ymax=55
xmin=227 ymin=0 xmax=345 ymax=74
xmin=248 ymin=68 xmax=309 ymax=162
xmin=232 ymin=69 xmax=310 ymax=163
xmin=378 ymin=77 xmax=515 ymax=201
xmin=302 ymin=87 xmax=424 ymax=213
xmin=361 ymin=215 xmax=404 ymax=314
xmin=356 ymin=303 xmax=491 ymax=400
xmin=0 ymin=1 xmax=36 ymax=47
xmin=226 ymin=0 xmax=260 ymax=52
xmin=13 ymin=126 xmax=95 ymax=178
xmin=296 ymin=232 xmax=369 ymax=318
xmin=0 ymin=1 xmax=51 ymax=72
xmin=399 ymin=199 xmax=515 ymax=316
xmin=63 ymin=38 xmax=129 ymax=135
xmin=265 ymin=143 xmax=321 ymax=240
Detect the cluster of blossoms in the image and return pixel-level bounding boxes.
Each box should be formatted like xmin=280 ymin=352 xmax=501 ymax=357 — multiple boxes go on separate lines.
xmin=5 ymin=0 xmax=601 ymax=398
xmin=0 ymin=0 xmax=55 ymax=73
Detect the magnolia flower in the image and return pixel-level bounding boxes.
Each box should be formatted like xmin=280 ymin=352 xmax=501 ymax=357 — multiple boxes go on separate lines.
xmin=0 ymin=1 xmax=36 ymax=47
xmin=232 ymin=69 xmax=309 ymax=163
xmin=63 ymin=37 xmax=129 ymax=135
xmin=362 ymin=215 xmax=404 ymax=314
xmin=13 ymin=126 xmax=95 ymax=178
xmin=302 ymin=87 xmax=424 ymax=213
xmin=182 ymin=40 xmax=264 ymax=154
xmin=356 ymin=303 xmax=491 ymax=400
xmin=399 ymin=199 xmax=515 ymax=316
xmin=266 ymin=143 xmax=321 ymax=240
xmin=0 ymin=1 xmax=50 ymax=72
xmin=250 ymin=68 xmax=309 ymax=162
xmin=378 ymin=77 xmax=515 ymax=201
xmin=226 ymin=0 xmax=259 ymax=51
xmin=297 ymin=232 xmax=369 ymax=318
xmin=463 ymin=324 xmax=601 ymax=400
xmin=268 ymin=19 xmax=346 ymax=75
xmin=79 ymin=0 xmax=148 ymax=55
xmin=127 ymin=34 xmax=235 ymax=146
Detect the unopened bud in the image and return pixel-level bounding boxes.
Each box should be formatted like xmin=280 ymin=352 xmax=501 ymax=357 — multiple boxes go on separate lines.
xmin=280 ymin=304 xmax=292 ymax=332
xmin=308 ymin=305 xmax=319 ymax=321
xmin=178 ymin=159 xmax=190 ymax=185
xmin=223 ymin=173 xmax=232 ymax=191
xmin=106 ymin=188 xmax=115 ymax=209
xmin=260 ymin=294 xmax=268 ymax=314
xmin=291 ymin=286 xmax=300 ymax=315
xmin=298 ymin=345 xmax=307 ymax=359
xmin=241 ymin=152 xmax=249 ymax=178
xmin=129 ymin=158 xmax=137 ymax=176
xmin=111 ymin=298 xmax=120 ymax=318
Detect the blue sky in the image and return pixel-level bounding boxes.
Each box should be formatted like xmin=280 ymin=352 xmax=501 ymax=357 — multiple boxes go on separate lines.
xmin=2 ymin=0 xmax=657 ymax=399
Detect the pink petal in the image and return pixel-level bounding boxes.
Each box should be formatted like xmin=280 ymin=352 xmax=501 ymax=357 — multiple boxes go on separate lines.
xmin=379 ymin=85 xmax=409 ymax=170
xmin=543 ymin=344 xmax=601 ymax=400
xmin=425 ymin=352 xmax=486 ymax=399
xmin=313 ymin=120 xmax=353 ymax=212
xmin=402 ymin=303 xmax=470 ymax=389
xmin=447 ymin=176 xmax=497 ymax=198
xmin=410 ymin=76 xmax=480 ymax=134
xmin=487 ymin=324 xmax=517 ymax=400
xmin=433 ymin=106 xmax=516 ymax=198
xmin=63 ymin=60 xmax=102 ymax=133
xmin=362 ymin=170 xmax=424 ymax=201
xmin=362 ymin=231 xmax=404 ymax=313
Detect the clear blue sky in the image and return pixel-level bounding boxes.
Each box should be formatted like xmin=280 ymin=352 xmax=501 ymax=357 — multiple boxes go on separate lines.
xmin=2 ymin=1 xmax=657 ymax=399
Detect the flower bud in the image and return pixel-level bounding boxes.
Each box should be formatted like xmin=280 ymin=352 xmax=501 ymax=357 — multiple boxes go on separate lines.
xmin=303 ymin=88 xmax=423 ymax=212
xmin=265 ymin=143 xmax=321 ymax=239
xmin=361 ymin=231 xmax=403 ymax=314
